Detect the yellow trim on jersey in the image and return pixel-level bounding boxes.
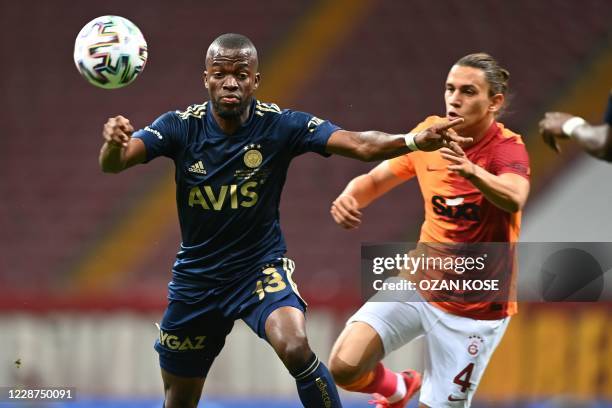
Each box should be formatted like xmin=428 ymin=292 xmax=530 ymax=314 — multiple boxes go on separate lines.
xmin=70 ymin=0 xmax=374 ymax=291
xmin=177 ymin=102 xmax=207 ymax=120
xmin=282 ymin=257 xmax=307 ymax=306
xmin=255 ymin=101 xmax=282 ymax=113
xmin=255 ymin=106 xmax=281 ymax=114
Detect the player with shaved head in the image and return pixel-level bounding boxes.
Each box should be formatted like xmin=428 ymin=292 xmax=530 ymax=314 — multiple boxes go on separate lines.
xmin=98 ymin=33 xmax=466 ymax=407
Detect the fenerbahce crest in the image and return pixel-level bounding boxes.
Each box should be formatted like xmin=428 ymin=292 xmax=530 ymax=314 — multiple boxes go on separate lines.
xmin=243 ymin=144 xmax=263 ymax=168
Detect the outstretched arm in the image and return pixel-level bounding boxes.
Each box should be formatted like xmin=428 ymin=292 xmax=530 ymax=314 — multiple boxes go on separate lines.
xmin=330 ymin=161 xmax=406 ymax=229
xmin=539 ymin=112 xmax=612 ymax=162
xmin=99 ymin=115 xmax=147 ymax=173
xmin=325 ymin=118 xmax=467 ymax=161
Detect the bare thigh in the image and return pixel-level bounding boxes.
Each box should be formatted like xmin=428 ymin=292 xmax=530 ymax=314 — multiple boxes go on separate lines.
xmin=161 ymin=368 xmax=205 ymax=408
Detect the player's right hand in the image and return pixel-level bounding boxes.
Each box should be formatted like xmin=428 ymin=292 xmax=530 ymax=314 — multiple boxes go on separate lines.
xmin=330 ymin=194 xmax=362 ymax=229
xmin=539 ymin=112 xmax=573 ymax=153
xmin=413 ymin=118 xmax=470 ymax=151
xmin=103 ymin=115 xmax=134 ymax=148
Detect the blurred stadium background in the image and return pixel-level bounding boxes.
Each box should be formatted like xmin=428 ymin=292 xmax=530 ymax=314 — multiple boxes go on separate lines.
xmin=1 ymin=0 xmax=611 ymax=407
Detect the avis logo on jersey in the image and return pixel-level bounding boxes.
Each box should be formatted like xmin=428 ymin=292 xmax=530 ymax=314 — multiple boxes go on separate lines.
xmin=186 ymin=145 xmax=266 ymax=211
xmin=188 ymin=182 xmax=259 ymax=211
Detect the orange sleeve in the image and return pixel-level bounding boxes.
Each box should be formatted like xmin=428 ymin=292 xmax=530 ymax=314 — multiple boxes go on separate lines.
xmin=387 ymin=116 xmax=440 ymax=180
xmin=387 ymin=153 xmax=416 ymax=179
xmin=491 ymin=133 xmax=530 ymax=180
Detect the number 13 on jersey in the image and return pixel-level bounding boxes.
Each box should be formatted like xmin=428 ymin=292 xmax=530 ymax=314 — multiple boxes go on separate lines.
xmin=252 ymin=261 xmax=301 ymax=301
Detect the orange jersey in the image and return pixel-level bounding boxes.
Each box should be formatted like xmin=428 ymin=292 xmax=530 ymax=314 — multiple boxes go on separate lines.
xmin=388 ymin=116 xmax=530 ymax=319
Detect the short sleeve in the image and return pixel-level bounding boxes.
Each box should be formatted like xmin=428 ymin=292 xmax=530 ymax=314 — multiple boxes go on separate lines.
xmin=282 ymin=110 xmax=341 ymax=157
xmin=490 ymin=138 xmax=530 ymax=179
xmin=387 ymin=155 xmax=416 ymax=180
xmin=132 ymin=111 xmax=185 ymax=162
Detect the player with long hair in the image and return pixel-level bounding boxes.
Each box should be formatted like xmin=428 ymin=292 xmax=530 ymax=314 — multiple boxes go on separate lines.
xmin=328 ymin=53 xmax=530 ymax=407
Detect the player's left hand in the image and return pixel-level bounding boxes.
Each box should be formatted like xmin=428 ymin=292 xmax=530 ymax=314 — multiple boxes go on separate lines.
xmin=440 ymin=141 xmax=477 ymax=179
xmin=539 ymin=112 xmax=573 ymax=153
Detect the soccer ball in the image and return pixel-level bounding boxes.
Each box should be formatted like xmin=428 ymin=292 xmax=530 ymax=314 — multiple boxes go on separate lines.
xmin=74 ymin=15 xmax=148 ymax=89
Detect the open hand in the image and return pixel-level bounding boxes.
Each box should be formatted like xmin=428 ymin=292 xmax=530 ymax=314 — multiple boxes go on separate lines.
xmin=440 ymin=141 xmax=477 ymax=179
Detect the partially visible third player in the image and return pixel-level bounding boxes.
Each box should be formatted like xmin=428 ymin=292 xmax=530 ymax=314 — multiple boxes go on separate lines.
xmin=539 ymin=90 xmax=612 ymax=162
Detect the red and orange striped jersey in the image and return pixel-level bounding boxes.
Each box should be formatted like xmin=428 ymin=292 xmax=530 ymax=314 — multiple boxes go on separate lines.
xmin=388 ymin=116 xmax=530 ymax=319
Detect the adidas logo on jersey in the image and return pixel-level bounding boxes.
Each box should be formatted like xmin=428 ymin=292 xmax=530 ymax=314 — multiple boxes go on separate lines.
xmin=188 ymin=161 xmax=206 ymax=174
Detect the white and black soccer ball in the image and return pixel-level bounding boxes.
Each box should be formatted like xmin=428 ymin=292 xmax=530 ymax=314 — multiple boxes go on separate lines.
xmin=74 ymin=15 xmax=148 ymax=89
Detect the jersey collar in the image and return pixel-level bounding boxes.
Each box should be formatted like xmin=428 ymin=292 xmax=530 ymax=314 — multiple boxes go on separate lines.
xmin=464 ymin=120 xmax=499 ymax=153
xmin=206 ymin=98 xmax=257 ymax=137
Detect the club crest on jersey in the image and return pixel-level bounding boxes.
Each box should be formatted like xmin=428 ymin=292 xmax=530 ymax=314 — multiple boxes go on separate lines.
xmin=467 ymin=335 xmax=484 ymax=356
xmin=243 ymin=144 xmax=263 ymax=168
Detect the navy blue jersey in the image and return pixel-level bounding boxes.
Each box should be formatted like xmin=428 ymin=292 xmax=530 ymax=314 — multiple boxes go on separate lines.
xmin=605 ymin=91 xmax=612 ymax=125
xmin=132 ymin=99 xmax=340 ymax=301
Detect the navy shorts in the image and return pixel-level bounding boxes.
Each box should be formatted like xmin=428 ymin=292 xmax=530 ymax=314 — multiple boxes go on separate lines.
xmin=154 ymin=258 xmax=306 ymax=377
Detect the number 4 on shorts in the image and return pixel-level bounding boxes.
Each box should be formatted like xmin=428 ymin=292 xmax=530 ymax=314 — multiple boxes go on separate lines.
xmin=453 ymin=363 xmax=474 ymax=393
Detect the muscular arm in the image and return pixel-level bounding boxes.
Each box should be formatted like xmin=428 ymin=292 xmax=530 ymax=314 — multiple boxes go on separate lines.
xmin=539 ymin=112 xmax=612 ymax=162
xmin=570 ymin=123 xmax=612 ymax=161
xmin=99 ymin=115 xmax=147 ymax=173
xmin=99 ymin=138 xmax=146 ymax=173
xmin=325 ymin=118 xmax=466 ymax=162
xmin=325 ymin=130 xmax=410 ymax=162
